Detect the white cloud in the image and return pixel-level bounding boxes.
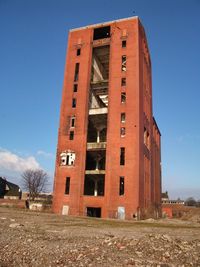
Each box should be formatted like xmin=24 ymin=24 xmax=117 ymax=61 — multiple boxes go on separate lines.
xmin=0 ymin=148 xmax=40 ymax=173
xmin=37 ymin=150 xmax=54 ymax=158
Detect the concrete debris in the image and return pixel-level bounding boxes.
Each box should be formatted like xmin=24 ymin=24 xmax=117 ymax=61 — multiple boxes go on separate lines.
xmin=9 ymin=223 xmax=24 ymax=228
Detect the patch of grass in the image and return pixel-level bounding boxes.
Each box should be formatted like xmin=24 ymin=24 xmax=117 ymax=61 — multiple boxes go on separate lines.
xmin=65 ymin=216 xmax=200 ymax=230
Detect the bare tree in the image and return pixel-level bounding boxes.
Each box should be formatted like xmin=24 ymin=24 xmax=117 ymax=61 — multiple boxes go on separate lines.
xmin=21 ymin=169 xmax=49 ymax=201
xmin=185 ymin=197 xmax=196 ymax=207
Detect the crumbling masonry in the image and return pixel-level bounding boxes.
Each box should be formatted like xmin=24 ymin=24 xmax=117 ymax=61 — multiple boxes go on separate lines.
xmin=53 ymin=17 xmax=161 ymax=219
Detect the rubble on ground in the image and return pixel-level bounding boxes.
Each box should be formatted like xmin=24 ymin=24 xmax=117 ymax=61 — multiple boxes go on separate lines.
xmin=0 ymin=207 xmax=200 ymax=266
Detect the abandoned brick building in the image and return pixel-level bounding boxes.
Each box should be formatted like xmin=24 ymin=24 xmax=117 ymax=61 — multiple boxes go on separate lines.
xmin=52 ymin=17 xmax=161 ymax=219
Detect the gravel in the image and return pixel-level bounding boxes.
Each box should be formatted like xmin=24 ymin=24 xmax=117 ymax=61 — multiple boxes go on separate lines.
xmin=0 ymin=207 xmax=200 ymax=267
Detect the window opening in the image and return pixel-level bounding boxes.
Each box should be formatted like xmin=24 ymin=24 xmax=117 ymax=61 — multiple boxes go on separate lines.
xmin=121 ymin=55 xmax=126 ymax=71
xmin=73 ymin=84 xmax=78 ymax=92
xmin=121 ymin=78 xmax=126 ymax=86
xmin=84 ymin=174 xmax=105 ymax=196
xmin=61 ymin=157 xmax=66 ymax=165
xmin=120 ymin=147 xmax=125 ymax=165
xmin=74 ymin=63 xmax=79 ymax=81
xmin=65 ymin=177 xmax=70 ymax=194
xmin=120 ymin=127 xmax=126 ymax=137
xmin=71 ymin=116 xmax=75 ymax=127
xmin=144 ymin=128 xmax=150 ymax=148
xmin=91 ymin=45 xmax=110 ymax=83
xmin=72 ymin=98 xmax=76 ymax=108
xmin=93 ymin=26 xmax=110 ymax=40
xmin=69 ymin=131 xmax=74 ymax=140
xmin=122 ymin=40 xmax=126 ymax=48
xmin=77 ymin=48 xmax=81 ymax=56
xmin=144 ymin=127 xmax=147 ymax=144
xmin=121 ymin=92 xmax=126 ymax=103
xmin=121 ymin=113 xmax=126 ymax=123
xmin=147 ymin=132 xmax=150 ymax=148
xmin=119 ymin=177 xmax=124 ymax=195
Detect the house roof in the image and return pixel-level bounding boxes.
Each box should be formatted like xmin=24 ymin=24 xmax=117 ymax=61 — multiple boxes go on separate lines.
xmin=0 ymin=177 xmax=20 ymax=196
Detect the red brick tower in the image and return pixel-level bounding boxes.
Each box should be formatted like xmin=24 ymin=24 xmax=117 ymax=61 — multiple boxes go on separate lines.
xmin=52 ymin=17 xmax=161 ymax=219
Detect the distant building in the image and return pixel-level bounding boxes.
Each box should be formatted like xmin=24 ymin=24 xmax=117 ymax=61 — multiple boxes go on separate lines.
xmin=0 ymin=177 xmax=21 ymax=200
xmin=21 ymin=192 xmax=52 ymax=202
xmin=162 ymin=191 xmax=184 ymax=205
xmin=53 ymin=17 xmax=162 ymax=219
xmin=162 ymin=191 xmax=185 ymax=218
xmin=161 ymin=191 xmax=169 ymax=202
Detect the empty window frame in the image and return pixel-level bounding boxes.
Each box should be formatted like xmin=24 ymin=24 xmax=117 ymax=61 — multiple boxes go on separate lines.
xmin=70 ymin=116 xmax=75 ymax=127
xmin=74 ymin=63 xmax=80 ymax=81
xmin=121 ymin=77 xmax=126 ymax=86
xmin=93 ymin=26 xmax=110 ymax=40
xmin=121 ymin=92 xmax=126 ymax=103
xmin=122 ymin=40 xmax=126 ymax=48
xmin=120 ymin=127 xmax=126 ymax=137
xmin=73 ymin=84 xmax=78 ymax=92
xmin=65 ymin=177 xmax=70 ymax=194
xmin=121 ymin=55 xmax=126 ymax=71
xmin=120 ymin=147 xmax=125 ymax=165
xmin=69 ymin=131 xmax=74 ymax=140
xmin=77 ymin=48 xmax=81 ymax=56
xmin=121 ymin=113 xmax=126 ymax=123
xmin=119 ymin=176 xmax=124 ymax=195
xmin=72 ymin=98 xmax=76 ymax=108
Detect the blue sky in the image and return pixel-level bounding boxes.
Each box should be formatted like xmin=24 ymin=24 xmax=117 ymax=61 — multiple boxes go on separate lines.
xmin=0 ymin=0 xmax=200 ymax=200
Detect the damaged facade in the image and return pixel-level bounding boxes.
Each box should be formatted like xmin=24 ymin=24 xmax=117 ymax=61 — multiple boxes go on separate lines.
xmin=53 ymin=17 xmax=161 ymax=219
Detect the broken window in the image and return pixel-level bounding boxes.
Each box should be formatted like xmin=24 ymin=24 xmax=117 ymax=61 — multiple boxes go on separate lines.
xmin=93 ymin=26 xmax=110 ymax=40
xmin=69 ymin=131 xmax=74 ymax=140
xmin=84 ymin=175 xmax=105 ymax=196
xmin=70 ymin=116 xmax=75 ymax=127
xmin=77 ymin=48 xmax=81 ymax=56
xmin=120 ymin=127 xmax=126 ymax=137
xmin=66 ymin=152 xmax=75 ymax=165
xmin=121 ymin=77 xmax=126 ymax=86
xmin=72 ymin=98 xmax=76 ymax=108
xmin=65 ymin=177 xmax=70 ymax=194
xmin=121 ymin=113 xmax=126 ymax=123
xmin=74 ymin=63 xmax=79 ymax=81
xmin=61 ymin=152 xmax=67 ymax=165
xmin=120 ymin=147 xmax=125 ymax=165
xmin=73 ymin=84 xmax=78 ymax=92
xmin=121 ymin=92 xmax=126 ymax=103
xmin=60 ymin=151 xmax=75 ymax=166
xmin=121 ymin=55 xmax=126 ymax=71
xmin=119 ymin=177 xmax=124 ymax=195
xmin=122 ymin=40 xmax=126 ymax=48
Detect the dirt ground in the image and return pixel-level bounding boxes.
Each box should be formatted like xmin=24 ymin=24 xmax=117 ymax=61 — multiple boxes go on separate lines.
xmin=0 ymin=207 xmax=200 ymax=267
